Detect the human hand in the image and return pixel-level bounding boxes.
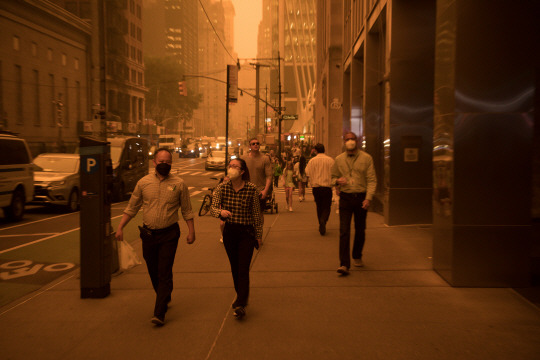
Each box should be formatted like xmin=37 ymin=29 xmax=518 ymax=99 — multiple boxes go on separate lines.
xmin=362 ymin=199 xmax=371 ymax=210
xmin=260 ymin=190 xmax=267 ymax=200
xmin=336 ymin=177 xmax=348 ymax=185
xmin=220 ymin=210 xmax=232 ymax=218
xmin=186 ymin=232 xmax=196 ymax=244
xmin=115 ymin=228 xmax=124 ymax=241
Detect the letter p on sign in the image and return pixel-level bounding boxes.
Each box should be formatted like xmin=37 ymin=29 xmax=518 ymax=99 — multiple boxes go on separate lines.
xmin=85 ymin=157 xmax=99 ymax=174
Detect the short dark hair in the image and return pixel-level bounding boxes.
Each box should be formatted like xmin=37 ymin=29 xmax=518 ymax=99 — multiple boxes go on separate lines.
xmin=154 ymin=148 xmax=172 ymax=158
xmin=343 ymin=131 xmax=357 ymax=140
xmin=313 ymin=143 xmax=325 ymax=153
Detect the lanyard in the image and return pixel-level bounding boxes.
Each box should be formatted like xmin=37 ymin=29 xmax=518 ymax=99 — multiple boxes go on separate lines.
xmin=345 ymin=152 xmax=359 ymax=177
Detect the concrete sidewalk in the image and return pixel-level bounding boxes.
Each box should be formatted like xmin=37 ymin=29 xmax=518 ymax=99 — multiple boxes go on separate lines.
xmin=1 ymin=192 xmax=539 ymax=359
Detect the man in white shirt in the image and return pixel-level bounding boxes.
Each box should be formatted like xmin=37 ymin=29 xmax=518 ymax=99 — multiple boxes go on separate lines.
xmin=305 ymin=143 xmax=335 ymax=235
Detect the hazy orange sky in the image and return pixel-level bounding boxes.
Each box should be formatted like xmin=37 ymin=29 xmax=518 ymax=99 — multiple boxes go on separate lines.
xmin=230 ymin=0 xmax=262 ymax=60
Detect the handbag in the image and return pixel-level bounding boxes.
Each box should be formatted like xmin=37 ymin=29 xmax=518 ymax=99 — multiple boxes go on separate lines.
xmin=118 ymin=241 xmax=141 ymax=271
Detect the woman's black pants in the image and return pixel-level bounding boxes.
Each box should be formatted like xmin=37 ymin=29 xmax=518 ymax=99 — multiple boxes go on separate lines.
xmin=223 ymin=223 xmax=255 ymax=307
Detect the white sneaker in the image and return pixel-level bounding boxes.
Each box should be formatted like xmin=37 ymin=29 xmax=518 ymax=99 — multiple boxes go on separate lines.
xmin=219 ymin=237 xmax=223 ymax=243
xmin=288 ymin=207 xmax=293 ymax=212
xmin=354 ymin=259 xmax=364 ymax=267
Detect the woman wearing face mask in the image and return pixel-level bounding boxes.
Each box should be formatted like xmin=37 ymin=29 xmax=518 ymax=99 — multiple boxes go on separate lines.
xmin=210 ymin=158 xmax=263 ymax=319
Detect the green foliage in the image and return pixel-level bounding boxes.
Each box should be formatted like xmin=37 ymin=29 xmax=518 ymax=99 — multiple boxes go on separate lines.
xmin=144 ymin=56 xmax=200 ymax=127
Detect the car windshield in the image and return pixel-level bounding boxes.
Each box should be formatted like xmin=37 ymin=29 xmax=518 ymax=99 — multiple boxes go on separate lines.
xmin=34 ymin=157 xmax=78 ymax=173
xmin=210 ymin=151 xmax=225 ymax=158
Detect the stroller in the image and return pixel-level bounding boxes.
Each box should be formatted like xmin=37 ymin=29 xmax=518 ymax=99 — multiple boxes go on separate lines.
xmin=264 ymin=187 xmax=278 ymax=214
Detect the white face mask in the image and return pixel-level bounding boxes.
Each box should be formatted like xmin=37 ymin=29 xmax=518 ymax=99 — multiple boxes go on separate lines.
xmin=227 ymin=167 xmax=241 ymax=180
xmin=345 ymin=139 xmax=357 ymax=150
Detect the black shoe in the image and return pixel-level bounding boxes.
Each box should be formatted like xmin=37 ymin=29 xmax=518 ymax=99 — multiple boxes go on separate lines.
xmin=233 ymin=306 xmax=246 ymax=319
xmin=151 ymin=316 xmax=165 ymax=326
xmin=319 ymin=223 xmax=326 ymax=235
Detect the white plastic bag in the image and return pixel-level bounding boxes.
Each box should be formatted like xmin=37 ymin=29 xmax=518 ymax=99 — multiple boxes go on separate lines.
xmin=118 ymin=241 xmax=141 ymax=271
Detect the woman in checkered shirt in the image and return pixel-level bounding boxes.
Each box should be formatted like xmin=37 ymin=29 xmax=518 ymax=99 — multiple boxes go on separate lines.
xmin=210 ymin=158 xmax=263 ymax=319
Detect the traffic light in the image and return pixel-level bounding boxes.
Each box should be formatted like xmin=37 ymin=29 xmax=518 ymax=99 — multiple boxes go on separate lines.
xmin=178 ymin=81 xmax=187 ymax=96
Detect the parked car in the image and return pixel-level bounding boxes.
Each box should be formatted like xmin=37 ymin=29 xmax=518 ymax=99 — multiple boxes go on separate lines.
xmin=0 ymin=132 xmax=34 ymax=221
xmin=32 ymin=153 xmax=80 ymax=212
xmin=205 ymin=150 xmax=227 ymax=170
xmin=108 ymin=136 xmax=149 ymax=201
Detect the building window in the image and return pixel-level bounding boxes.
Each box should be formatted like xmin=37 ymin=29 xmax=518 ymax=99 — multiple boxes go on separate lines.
xmin=49 ymin=74 xmax=55 ymax=126
xmin=62 ymin=53 xmax=67 ymax=66
xmin=75 ymin=81 xmax=81 ymax=123
xmin=13 ymin=36 xmax=20 ymax=51
xmin=63 ymin=78 xmax=69 ymax=127
xmin=48 ymin=48 xmax=53 ymax=61
xmin=31 ymin=42 xmax=37 ymax=56
xmin=33 ymin=70 xmax=40 ymax=126
xmin=15 ymin=65 xmax=23 ymax=125
xmin=74 ymin=58 xmax=79 ymax=70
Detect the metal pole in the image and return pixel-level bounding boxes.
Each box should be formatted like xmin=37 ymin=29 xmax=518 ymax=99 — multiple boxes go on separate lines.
xmin=225 ymin=66 xmax=230 ymax=175
xmin=255 ymin=64 xmax=260 ymax=136
xmin=278 ymin=52 xmax=282 ymax=159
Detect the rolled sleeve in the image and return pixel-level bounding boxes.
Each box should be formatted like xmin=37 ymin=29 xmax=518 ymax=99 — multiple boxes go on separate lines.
xmin=180 ymin=182 xmax=194 ymax=220
xmin=123 ymin=182 xmax=143 ymax=218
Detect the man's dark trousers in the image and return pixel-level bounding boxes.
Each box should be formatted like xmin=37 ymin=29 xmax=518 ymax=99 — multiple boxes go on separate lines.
xmin=141 ymin=223 xmax=180 ymax=319
xmin=312 ymin=186 xmax=332 ymax=226
xmin=338 ymin=192 xmax=367 ymax=269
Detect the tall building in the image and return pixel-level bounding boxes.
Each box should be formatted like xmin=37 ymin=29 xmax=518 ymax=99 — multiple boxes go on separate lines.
xmin=257 ymin=0 xmax=316 ymax=139
xmin=194 ymin=0 xmax=234 ymax=138
xmin=63 ymin=0 xmax=147 ymax=137
xmin=143 ymin=0 xmax=198 ymax=136
xmin=0 ymin=0 xmax=92 ymax=154
xmin=316 ymin=0 xmax=539 ymax=287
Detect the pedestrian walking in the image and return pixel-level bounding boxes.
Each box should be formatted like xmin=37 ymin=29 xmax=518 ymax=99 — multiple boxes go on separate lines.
xmin=272 ymin=156 xmax=283 ymax=188
xmin=283 ymin=161 xmax=295 ymax=212
xmin=241 ymin=138 xmax=273 ymax=223
xmin=210 ymin=158 xmax=263 ymax=319
xmin=305 ymin=143 xmax=335 ymax=235
xmin=115 ymin=148 xmax=196 ymax=326
xmin=331 ymin=132 xmax=377 ymax=275
xmin=294 ymin=155 xmax=308 ymax=201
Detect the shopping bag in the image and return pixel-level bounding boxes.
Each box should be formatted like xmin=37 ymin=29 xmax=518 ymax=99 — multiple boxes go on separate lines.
xmin=118 ymin=241 xmax=141 ymax=271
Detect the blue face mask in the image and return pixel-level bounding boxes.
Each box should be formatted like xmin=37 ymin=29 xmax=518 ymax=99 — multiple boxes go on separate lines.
xmin=156 ymin=163 xmax=171 ymax=176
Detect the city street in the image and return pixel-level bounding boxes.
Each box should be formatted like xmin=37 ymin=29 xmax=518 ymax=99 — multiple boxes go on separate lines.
xmin=0 ymin=156 xmax=224 ymax=307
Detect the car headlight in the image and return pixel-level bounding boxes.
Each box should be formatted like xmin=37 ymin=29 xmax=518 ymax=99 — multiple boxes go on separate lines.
xmin=48 ymin=180 xmax=66 ymax=187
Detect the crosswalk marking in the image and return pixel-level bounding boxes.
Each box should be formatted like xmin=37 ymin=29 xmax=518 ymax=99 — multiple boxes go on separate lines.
xmin=178 ymin=171 xmax=190 ymax=175
xmin=189 ymin=171 xmax=203 ymax=175
xmin=190 ymin=190 xmax=202 ymax=197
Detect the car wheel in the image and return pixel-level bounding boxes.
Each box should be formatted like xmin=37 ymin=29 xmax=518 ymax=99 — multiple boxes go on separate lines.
xmin=4 ymin=189 xmax=25 ymax=221
xmin=67 ymin=189 xmax=80 ymax=212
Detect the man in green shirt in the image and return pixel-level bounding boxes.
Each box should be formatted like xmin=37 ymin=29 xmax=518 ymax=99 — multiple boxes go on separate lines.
xmin=331 ymin=132 xmax=377 ymax=275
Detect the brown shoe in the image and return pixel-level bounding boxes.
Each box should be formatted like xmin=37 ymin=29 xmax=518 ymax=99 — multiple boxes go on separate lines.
xmin=337 ymin=266 xmax=349 ymax=276
xmin=353 ymin=259 xmax=364 ymax=267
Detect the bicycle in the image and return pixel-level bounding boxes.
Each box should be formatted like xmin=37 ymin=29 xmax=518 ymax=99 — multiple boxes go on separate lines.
xmin=198 ymin=175 xmax=225 ymax=216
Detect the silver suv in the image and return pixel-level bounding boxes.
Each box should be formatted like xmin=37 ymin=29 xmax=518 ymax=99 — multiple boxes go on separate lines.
xmin=32 ymin=153 xmax=80 ymax=212
xmin=0 ymin=133 xmax=34 ymax=221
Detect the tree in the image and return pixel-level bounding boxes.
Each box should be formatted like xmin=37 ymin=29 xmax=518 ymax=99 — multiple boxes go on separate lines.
xmin=144 ymin=56 xmax=200 ymax=131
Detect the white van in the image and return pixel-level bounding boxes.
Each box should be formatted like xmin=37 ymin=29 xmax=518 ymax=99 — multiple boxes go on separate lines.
xmin=0 ymin=133 xmax=34 ymax=221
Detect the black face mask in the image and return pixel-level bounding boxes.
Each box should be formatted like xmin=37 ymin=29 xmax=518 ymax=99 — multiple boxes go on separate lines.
xmin=156 ymin=163 xmax=171 ymax=176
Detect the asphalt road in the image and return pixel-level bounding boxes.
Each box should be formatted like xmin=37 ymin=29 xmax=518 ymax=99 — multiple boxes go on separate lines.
xmin=0 ymin=156 xmax=224 ymax=307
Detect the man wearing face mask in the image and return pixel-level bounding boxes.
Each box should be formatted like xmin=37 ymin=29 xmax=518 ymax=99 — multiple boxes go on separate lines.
xmin=331 ymin=132 xmax=377 ymax=276
xmin=115 ymin=148 xmax=196 ymax=326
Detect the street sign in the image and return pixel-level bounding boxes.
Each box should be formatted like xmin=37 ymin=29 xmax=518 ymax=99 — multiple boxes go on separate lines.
xmin=282 ymin=114 xmax=298 ymax=120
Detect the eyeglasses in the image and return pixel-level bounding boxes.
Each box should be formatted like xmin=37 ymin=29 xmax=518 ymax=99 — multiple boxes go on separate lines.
xmin=228 ymin=164 xmax=241 ymax=169
xmin=250 ymin=142 xmax=260 ymax=146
